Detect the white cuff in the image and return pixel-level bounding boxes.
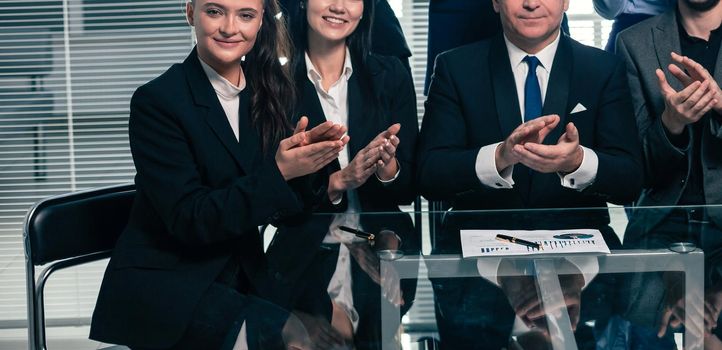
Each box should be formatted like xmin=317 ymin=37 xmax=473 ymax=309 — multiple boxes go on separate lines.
xmin=375 ymin=159 xmax=401 ymax=185
xmin=476 ymin=143 xmax=514 ymax=189
xmin=476 ymin=257 xmax=503 ymax=286
xmin=557 ymin=146 xmax=597 ymax=190
xmin=476 ymin=256 xmax=599 ymax=289
xmin=566 ymin=256 xmax=599 ymax=288
xmin=331 ymin=193 xmax=344 ymax=205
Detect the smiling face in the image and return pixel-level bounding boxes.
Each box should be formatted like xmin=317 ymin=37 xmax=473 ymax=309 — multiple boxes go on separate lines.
xmin=306 ymin=0 xmax=364 ymax=47
xmin=186 ymin=0 xmax=264 ymax=80
xmin=492 ymin=0 xmax=569 ymax=54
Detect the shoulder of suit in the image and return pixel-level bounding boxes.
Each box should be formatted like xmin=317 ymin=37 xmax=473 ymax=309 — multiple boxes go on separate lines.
xmin=436 ymin=40 xmax=489 ymax=66
xmin=567 ymin=36 xmax=622 ymax=72
xmin=617 ymin=10 xmax=670 ymax=42
xmin=132 ymin=63 xmax=185 ymax=101
xmin=366 ymin=53 xmax=406 ymax=75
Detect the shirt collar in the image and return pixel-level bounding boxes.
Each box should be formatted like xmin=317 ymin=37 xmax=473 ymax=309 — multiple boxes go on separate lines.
xmin=305 ymin=46 xmax=354 ymax=88
xmin=504 ymin=31 xmax=561 ymax=72
xmin=198 ymin=56 xmax=246 ymax=99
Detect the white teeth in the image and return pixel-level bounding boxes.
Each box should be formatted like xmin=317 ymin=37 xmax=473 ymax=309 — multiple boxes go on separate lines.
xmin=324 ymin=17 xmax=345 ymax=24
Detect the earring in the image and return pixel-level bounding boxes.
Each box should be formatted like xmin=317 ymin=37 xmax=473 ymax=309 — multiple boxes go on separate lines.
xmin=299 ymin=1 xmax=305 ymax=9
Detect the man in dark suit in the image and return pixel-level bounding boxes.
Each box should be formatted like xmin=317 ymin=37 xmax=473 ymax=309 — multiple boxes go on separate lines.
xmin=424 ymin=0 xmax=569 ymax=93
xmin=616 ymin=0 xmax=722 ymax=339
xmin=417 ymin=0 xmax=642 ymax=347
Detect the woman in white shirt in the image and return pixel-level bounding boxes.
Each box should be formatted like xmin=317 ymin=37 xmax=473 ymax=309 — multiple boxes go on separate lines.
xmin=89 ymin=0 xmax=349 ymax=349
xmin=265 ymin=0 xmax=420 ymax=349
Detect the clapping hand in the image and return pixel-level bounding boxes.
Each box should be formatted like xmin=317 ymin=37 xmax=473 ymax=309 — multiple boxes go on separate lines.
xmin=657 ymin=53 xmax=719 ymax=135
xmin=496 ymin=115 xmax=584 ymax=174
xmin=328 ymin=123 xmax=401 ymax=201
xmin=276 ymin=117 xmax=349 ymax=181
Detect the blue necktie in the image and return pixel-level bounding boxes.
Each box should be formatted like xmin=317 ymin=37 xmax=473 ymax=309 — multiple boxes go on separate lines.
xmin=523 ymin=56 xmax=542 ymax=122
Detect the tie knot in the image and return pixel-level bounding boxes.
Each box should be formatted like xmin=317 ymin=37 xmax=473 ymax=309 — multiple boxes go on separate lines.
xmin=524 ymin=55 xmax=541 ymax=71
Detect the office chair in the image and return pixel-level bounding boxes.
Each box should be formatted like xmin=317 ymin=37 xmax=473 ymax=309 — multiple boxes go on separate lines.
xmin=23 ymin=183 xmax=135 ymax=350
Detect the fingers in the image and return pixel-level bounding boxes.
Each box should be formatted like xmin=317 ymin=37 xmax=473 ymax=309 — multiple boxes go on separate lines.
xmin=706 ymin=302 xmax=718 ymax=332
xmin=656 ymin=68 xmax=678 ymax=98
xmin=668 ymin=63 xmax=694 ymax=87
xmin=569 ymin=304 xmax=580 ymax=332
xmin=313 ymin=148 xmax=342 ymax=170
xmin=674 ymin=80 xmax=704 ymax=106
xmin=381 ymin=267 xmax=403 ymax=306
xmin=683 ymin=80 xmax=710 ymax=110
xmin=306 ymin=120 xmax=336 ymax=141
xmin=658 ymin=307 xmax=673 ymax=338
xmin=374 ymin=123 xmax=402 ymax=142
xmin=301 ymin=139 xmax=343 ymax=157
xmin=378 ymin=137 xmax=398 ymax=164
xmin=281 ymin=131 xmax=307 ymax=151
xmin=673 ymin=52 xmax=712 ymax=81
xmin=536 ymin=115 xmax=561 ymax=143
xmin=386 ymin=123 xmax=401 ymax=136
xmin=562 ymin=122 xmax=579 ymax=143
xmin=317 ymin=124 xmax=347 ymax=142
xmin=294 ymin=116 xmax=309 ymax=135
xmin=510 ymin=115 xmax=560 ymax=145
xmin=691 ymin=84 xmax=717 ymax=116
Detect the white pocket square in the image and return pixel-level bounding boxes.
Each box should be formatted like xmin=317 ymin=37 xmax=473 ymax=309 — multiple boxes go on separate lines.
xmin=570 ymin=103 xmax=587 ymax=114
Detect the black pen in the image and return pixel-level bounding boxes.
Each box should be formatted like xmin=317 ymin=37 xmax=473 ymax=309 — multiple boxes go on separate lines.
xmin=339 ymin=225 xmax=375 ymax=241
xmin=495 ymin=234 xmax=542 ymax=250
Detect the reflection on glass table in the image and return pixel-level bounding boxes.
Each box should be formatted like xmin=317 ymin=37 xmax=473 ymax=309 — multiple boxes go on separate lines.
xmin=381 ymin=250 xmax=705 ymax=350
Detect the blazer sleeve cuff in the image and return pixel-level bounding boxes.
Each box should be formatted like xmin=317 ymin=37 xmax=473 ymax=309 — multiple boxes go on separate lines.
xmin=254 ymin=158 xmax=304 ymax=223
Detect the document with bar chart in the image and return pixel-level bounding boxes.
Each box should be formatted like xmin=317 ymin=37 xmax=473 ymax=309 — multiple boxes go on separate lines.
xmin=460 ymin=229 xmax=611 ymax=258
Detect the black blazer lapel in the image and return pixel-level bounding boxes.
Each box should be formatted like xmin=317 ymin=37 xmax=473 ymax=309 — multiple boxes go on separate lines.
xmin=183 ymin=49 xmax=255 ymax=172
xmin=653 ymin=11 xmax=683 ymax=92
xmin=490 ymin=34 xmax=523 ymax=139
xmin=541 ymin=34 xmax=572 ymax=145
xmin=347 ymin=73 xmax=376 ymax=157
xmin=489 ymin=34 xmax=531 ymax=200
xmin=296 ymin=61 xmax=342 ymax=173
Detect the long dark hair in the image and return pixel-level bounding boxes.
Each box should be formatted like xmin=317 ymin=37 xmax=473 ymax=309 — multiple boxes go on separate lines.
xmin=287 ymin=0 xmax=377 ymax=112
xmin=245 ymin=0 xmax=296 ymax=152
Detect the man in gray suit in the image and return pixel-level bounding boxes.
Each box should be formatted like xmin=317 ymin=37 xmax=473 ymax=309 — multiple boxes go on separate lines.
xmin=617 ymin=0 xmax=722 ymax=339
xmin=617 ymin=0 xmax=722 ymax=246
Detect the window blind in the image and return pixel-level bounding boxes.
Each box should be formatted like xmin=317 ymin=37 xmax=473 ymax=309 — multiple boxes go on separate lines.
xmin=0 ymin=0 xmax=192 ymax=328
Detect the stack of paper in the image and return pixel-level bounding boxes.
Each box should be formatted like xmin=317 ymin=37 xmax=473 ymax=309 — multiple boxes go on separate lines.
xmin=460 ymin=229 xmax=611 ymax=258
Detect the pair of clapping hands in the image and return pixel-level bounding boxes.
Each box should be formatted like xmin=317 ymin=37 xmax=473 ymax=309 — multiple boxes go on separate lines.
xmin=275 ymin=116 xmax=401 ymax=183
xmin=499 ymin=259 xmax=584 ymax=332
xmin=658 ymin=52 xmax=722 ymax=135
xmin=496 ymin=114 xmax=584 ymax=175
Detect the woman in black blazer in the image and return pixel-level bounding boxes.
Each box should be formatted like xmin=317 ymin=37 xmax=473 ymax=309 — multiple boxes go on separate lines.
xmin=265 ymin=0 xmax=419 ymax=348
xmin=89 ymin=0 xmax=349 ymax=349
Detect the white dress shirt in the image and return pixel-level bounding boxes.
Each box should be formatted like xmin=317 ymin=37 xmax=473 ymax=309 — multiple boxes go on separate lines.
xmin=475 ymin=32 xmax=599 ymax=191
xmin=305 ymin=48 xmax=362 ymax=331
xmin=199 ymin=57 xmax=249 ymax=350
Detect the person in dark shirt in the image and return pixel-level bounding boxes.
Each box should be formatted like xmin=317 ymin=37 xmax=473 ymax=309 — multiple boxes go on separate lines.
xmin=617 ymin=0 xmax=722 ymax=340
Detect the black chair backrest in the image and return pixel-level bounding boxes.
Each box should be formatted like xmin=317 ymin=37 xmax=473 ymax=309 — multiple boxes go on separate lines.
xmin=25 ymin=183 xmax=135 ymax=265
